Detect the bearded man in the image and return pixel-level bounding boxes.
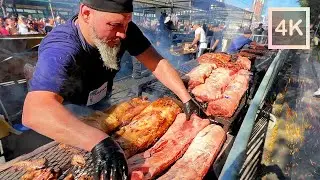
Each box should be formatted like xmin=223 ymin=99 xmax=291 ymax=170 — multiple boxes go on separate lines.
xmin=22 ymin=0 xmax=202 ymax=179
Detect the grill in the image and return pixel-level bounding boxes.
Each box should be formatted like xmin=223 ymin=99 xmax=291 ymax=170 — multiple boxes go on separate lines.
xmin=138 ymin=59 xmax=257 ymax=132
xmin=0 ymin=53 xmax=274 ymax=179
xmin=0 ymin=142 xmax=95 ymax=180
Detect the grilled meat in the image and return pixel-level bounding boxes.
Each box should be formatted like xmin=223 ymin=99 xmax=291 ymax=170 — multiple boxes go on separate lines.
xmin=158 ymin=125 xmax=226 ymax=180
xmin=191 ymin=68 xmax=234 ymax=102
xmin=206 ymin=70 xmax=250 ymax=117
xmin=197 ymin=53 xmax=231 ymax=66
xmin=63 ymin=174 xmax=74 ymax=180
xmin=129 ymin=114 xmax=210 ymax=180
xmin=186 ymin=63 xmax=217 ymax=90
xmin=112 ymin=97 xmax=182 ymax=158
xmin=80 ymin=97 xmax=150 ymax=134
xmin=71 ymin=154 xmax=86 ymax=167
xmin=13 ymin=158 xmax=47 ymax=171
xmin=21 ymin=168 xmax=61 ymax=180
xmin=78 ymin=175 xmax=94 ymax=180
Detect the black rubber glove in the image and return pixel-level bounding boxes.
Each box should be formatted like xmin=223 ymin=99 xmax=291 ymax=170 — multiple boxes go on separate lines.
xmin=91 ymin=137 xmax=128 ymax=180
xmin=183 ymin=98 xmax=204 ymax=120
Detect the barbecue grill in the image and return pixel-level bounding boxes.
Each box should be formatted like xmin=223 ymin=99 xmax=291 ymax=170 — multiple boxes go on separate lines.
xmin=0 ymin=136 xmax=234 ymax=180
xmin=0 ymin=51 xmax=278 ymax=179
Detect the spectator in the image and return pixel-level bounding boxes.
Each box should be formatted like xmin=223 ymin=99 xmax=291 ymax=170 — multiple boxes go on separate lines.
xmin=55 ymin=16 xmax=62 ymax=26
xmin=254 ymin=23 xmax=264 ymax=43
xmin=0 ymin=17 xmax=9 ymax=35
xmin=44 ymin=17 xmax=54 ymax=33
xmin=27 ymin=14 xmax=33 ymax=21
xmin=60 ymin=18 xmax=66 ymax=24
xmin=18 ymin=15 xmax=29 ymax=34
xmin=5 ymin=17 xmax=18 ymax=35
xmin=314 ymin=88 xmax=320 ymax=97
xmin=0 ymin=0 xmax=7 ymax=17
xmin=254 ymin=23 xmax=264 ymax=35
xmin=210 ymin=24 xmax=223 ymax=52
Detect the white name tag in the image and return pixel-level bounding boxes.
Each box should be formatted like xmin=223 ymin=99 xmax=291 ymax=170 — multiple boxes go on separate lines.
xmin=86 ymin=82 xmax=108 ymax=106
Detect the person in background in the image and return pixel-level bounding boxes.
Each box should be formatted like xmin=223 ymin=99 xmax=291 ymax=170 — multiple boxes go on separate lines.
xmin=55 ymin=16 xmax=62 ymax=26
xmin=5 ymin=16 xmax=18 ymax=35
xmin=60 ymin=18 xmax=66 ymax=24
xmin=44 ymin=17 xmax=54 ymax=33
xmin=18 ymin=15 xmax=29 ymax=34
xmin=27 ymin=14 xmax=33 ymax=21
xmin=254 ymin=23 xmax=264 ymax=43
xmin=37 ymin=18 xmax=46 ymax=34
xmin=210 ymin=24 xmax=223 ymax=52
xmin=219 ymin=22 xmax=226 ymax=32
xmin=171 ymin=12 xmax=178 ymax=27
xmin=0 ymin=17 xmax=9 ymax=35
xmin=189 ymin=23 xmax=207 ymax=57
xmin=27 ymin=20 xmax=39 ymax=34
xmin=314 ymin=88 xmax=320 ymax=97
xmin=227 ymin=29 xmax=257 ymax=54
xmin=0 ymin=0 xmax=7 ymax=17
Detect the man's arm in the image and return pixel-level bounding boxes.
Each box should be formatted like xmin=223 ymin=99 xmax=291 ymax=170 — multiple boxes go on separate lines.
xmin=211 ymin=39 xmax=220 ymax=50
xmin=190 ymin=34 xmax=200 ymax=47
xmin=135 ymin=46 xmax=192 ymax=103
xmin=22 ymin=91 xmax=108 ymax=151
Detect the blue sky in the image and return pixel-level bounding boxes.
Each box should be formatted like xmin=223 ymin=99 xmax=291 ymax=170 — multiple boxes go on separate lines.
xmin=223 ymin=0 xmax=300 ymax=13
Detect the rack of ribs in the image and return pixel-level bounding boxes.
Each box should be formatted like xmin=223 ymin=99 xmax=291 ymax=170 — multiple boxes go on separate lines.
xmin=186 ymin=63 xmax=217 ymax=90
xmin=206 ymin=70 xmax=250 ymax=117
xmin=129 ymin=114 xmax=210 ymax=180
xmin=158 ymin=124 xmax=226 ymax=180
xmin=112 ymin=97 xmax=182 ymax=158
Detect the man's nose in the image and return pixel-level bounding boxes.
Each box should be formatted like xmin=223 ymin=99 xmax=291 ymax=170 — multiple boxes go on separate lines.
xmin=116 ymin=31 xmax=126 ymax=39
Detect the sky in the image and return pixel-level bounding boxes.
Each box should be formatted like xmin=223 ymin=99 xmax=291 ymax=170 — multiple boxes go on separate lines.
xmin=223 ymin=0 xmax=300 ymax=14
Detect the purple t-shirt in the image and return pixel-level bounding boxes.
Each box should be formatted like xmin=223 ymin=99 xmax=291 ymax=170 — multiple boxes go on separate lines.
xmin=227 ymin=35 xmax=252 ymax=54
xmin=30 ymin=15 xmax=151 ymax=105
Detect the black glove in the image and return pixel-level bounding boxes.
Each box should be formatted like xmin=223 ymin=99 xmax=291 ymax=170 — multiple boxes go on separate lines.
xmin=183 ymin=98 xmax=204 ymax=120
xmin=91 ymin=137 xmax=128 ymax=180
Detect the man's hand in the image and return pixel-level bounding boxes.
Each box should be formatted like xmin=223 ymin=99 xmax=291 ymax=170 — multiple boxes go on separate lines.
xmin=183 ymin=98 xmax=205 ymax=120
xmin=91 ymin=137 xmax=128 ymax=180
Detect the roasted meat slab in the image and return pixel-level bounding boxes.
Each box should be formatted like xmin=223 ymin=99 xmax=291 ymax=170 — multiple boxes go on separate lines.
xmin=241 ymin=49 xmax=264 ymax=56
xmin=13 ymin=158 xmax=47 ymax=171
xmin=186 ymin=63 xmax=217 ymax=90
xmin=237 ymin=52 xmax=257 ymax=61
xmin=236 ymin=56 xmax=251 ymax=70
xmin=129 ymin=114 xmax=210 ymax=179
xmin=71 ymin=154 xmax=86 ymax=167
xmin=206 ymin=70 xmax=250 ymax=117
xmin=197 ymin=53 xmax=231 ymax=66
xmin=112 ymin=97 xmax=182 ymax=158
xmin=191 ymin=68 xmax=234 ymax=102
xmin=21 ymin=168 xmax=61 ymax=180
xmin=80 ymin=97 xmax=150 ymax=134
xmin=158 ymin=125 xmax=226 ymax=180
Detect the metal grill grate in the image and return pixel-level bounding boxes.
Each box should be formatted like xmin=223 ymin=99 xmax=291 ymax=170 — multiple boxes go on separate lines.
xmin=178 ymin=60 xmax=199 ymax=75
xmin=0 ymin=142 xmax=92 ymax=180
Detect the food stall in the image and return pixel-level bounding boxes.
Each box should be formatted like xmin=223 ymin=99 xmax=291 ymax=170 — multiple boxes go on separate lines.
xmin=0 ymin=0 xmax=285 ymax=179
xmin=0 ymin=44 xmax=280 ymax=179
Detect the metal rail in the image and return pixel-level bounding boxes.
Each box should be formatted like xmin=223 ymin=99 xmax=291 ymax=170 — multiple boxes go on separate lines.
xmin=219 ymin=49 xmax=290 ymax=180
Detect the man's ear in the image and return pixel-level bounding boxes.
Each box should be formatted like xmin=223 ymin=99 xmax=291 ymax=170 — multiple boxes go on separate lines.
xmin=79 ymin=4 xmax=92 ymax=23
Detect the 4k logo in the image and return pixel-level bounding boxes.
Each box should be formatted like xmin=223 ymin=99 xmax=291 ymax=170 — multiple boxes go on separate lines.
xmin=268 ymin=8 xmax=310 ymax=49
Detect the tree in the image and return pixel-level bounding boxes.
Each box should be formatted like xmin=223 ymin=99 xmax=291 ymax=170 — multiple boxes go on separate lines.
xmin=299 ymin=0 xmax=320 ymax=24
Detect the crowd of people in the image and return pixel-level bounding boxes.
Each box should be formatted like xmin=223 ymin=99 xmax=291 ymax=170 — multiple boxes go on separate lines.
xmin=0 ymin=14 xmax=66 ymax=36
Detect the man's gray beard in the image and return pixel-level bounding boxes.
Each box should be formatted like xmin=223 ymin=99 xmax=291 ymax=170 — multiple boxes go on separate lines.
xmin=91 ymin=27 xmax=121 ymax=70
